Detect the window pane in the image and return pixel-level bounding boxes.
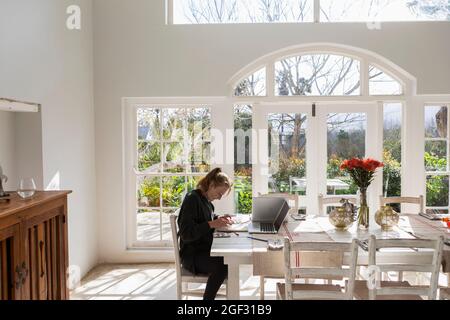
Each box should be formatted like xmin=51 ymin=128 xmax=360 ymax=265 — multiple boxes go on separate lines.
xmin=137 ymin=176 xmax=161 ymax=208
xmin=327 ymin=113 xmax=366 ymax=195
xmin=369 ymin=66 xmax=402 ymax=95
xmin=426 ymin=175 xmax=449 ymax=207
xmin=275 ymin=55 xmax=360 ymax=96
xmin=137 ymin=108 xmax=160 ymax=141
xmin=425 ymin=141 xmax=447 ymax=171
xmin=162 ymin=176 xmax=186 ymax=207
xmin=137 ymin=141 xmax=161 ymax=173
xmin=187 ymin=176 xmax=202 ymax=192
xmin=162 ymin=108 xmax=185 ymax=141
xmin=187 ymin=108 xmax=211 ymax=141
xmin=234 ymin=68 xmax=266 ymax=96
xmin=234 ymin=105 xmax=253 ymax=214
xmin=383 ymin=103 xmax=402 ymax=198
xmin=137 ymin=209 xmax=161 ymax=242
xmin=163 ymin=142 xmax=186 ymax=173
xmin=269 ymin=113 xmax=307 ymax=195
xmin=320 ymin=0 xmax=450 ymax=22
xmin=425 ymin=106 xmax=447 ymax=138
xmin=174 ymin=0 xmax=314 ymax=24
xmin=188 ymin=142 xmax=211 ymax=173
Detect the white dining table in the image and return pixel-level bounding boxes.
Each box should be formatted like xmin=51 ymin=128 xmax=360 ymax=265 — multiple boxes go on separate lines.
xmin=210 ymin=214 xmax=450 ymax=300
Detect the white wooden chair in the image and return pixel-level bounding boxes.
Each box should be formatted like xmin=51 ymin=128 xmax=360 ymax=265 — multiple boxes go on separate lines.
xmin=379 ymin=195 xmax=424 ymax=213
xmin=255 ymin=192 xmax=299 ymax=299
xmin=276 ymin=239 xmax=359 ymax=300
xmin=318 ymin=194 xmax=358 ymax=216
xmin=379 ymin=195 xmax=424 ymax=282
xmin=440 ymin=288 xmax=450 ymax=300
xmin=353 ymin=235 xmax=444 ymax=300
xmin=169 ymin=214 xmax=227 ymax=299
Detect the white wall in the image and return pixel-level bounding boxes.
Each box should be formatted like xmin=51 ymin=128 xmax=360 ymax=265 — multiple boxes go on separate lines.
xmin=0 ymin=0 xmax=97 ymax=278
xmin=93 ymin=0 xmax=450 ymax=262
xmin=0 ymin=111 xmax=17 ymax=190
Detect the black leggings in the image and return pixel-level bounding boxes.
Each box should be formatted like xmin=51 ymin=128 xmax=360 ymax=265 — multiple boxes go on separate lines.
xmin=193 ymin=255 xmax=228 ymax=300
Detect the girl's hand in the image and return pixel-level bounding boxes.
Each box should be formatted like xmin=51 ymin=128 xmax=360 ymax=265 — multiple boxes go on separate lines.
xmin=209 ymin=216 xmax=232 ymax=229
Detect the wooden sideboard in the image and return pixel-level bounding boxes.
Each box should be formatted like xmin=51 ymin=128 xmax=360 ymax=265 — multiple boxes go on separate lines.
xmin=0 ymin=191 xmax=71 ymax=300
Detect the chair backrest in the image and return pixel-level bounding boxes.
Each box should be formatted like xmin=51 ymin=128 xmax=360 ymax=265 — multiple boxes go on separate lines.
xmin=283 ymin=238 xmax=359 ymax=300
xmin=170 ymin=214 xmax=182 ymax=279
xmin=366 ymin=234 xmax=444 ymax=300
xmin=379 ymin=196 xmax=424 ymax=213
xmin=318 ymin=194 xmax=358 ymax=216
xmin=258 ymin=192 xmax=299 ymax=215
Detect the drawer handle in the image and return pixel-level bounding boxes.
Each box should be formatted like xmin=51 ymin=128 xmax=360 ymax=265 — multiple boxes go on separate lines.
xmin=39 ymin=240 xmax=45 ymax=277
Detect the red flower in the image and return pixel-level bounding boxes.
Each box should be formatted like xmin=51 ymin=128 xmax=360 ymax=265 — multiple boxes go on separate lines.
xmin=339 ymin=157 xmax=384 ymax=189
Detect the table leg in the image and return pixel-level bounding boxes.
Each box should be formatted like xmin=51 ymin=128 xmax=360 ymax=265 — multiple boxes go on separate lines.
xmin=224 ymin=257 xmax=241 ymax=300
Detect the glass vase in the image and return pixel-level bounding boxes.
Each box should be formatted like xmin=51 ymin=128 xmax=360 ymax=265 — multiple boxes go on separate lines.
xmin=358 ymin=189 xmax=369 ymax=230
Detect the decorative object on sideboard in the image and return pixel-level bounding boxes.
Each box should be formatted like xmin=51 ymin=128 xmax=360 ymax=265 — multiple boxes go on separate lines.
xmin=17 ymin=177 xmax=37 ymax=199
xmin=0 ymin=165 xmax=11 ymax=200
xmin=375 ymin=205 xmax=400 ymax=231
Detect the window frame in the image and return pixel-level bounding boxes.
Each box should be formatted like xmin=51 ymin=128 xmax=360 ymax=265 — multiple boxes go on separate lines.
xmin=124 ymin=98 xmax=221 ymax=249
xmin=424 ymin=103 xmax=450 ymax=213
xmin=168 ymin=0 xmax=450 ymax=25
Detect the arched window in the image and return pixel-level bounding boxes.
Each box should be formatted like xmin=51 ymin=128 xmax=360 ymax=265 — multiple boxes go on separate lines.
xmin=231 ymin=46 xmax=409 ymax=97
xmin=234 ymin=68 xmax=266 ymax=96
xmin=274 ymin=54 xmax=360 ymax=96
xmin=369 ymin=65 xmax=403 ymax=95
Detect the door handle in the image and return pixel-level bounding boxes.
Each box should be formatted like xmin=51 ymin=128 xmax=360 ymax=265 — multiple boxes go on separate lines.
xmin=39 ymin=240 xmax=45 ymax=277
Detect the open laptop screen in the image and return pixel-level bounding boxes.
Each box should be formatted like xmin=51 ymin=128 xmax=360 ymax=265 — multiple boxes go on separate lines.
xmin=252 ymin=197 xmax=286 ymax=223
xmin=273 ymin=200 xmax=290 ymax=229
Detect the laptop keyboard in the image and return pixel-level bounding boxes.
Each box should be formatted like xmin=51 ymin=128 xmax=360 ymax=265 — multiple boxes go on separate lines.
xmin=260 ymin=223 xmax=275 ymax=232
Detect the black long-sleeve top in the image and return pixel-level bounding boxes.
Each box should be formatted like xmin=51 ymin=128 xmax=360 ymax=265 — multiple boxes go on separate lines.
xmin=177 ymin=189 xmax=217 ymax=273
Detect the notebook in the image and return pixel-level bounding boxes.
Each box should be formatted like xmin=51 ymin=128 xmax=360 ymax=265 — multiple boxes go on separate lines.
xmin=216 ymin=214 xmax=250 ymax=232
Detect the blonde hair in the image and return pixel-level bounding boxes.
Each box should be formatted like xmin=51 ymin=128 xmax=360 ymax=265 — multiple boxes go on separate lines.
xmin=197 ymin=168 xmax=233 ymax=194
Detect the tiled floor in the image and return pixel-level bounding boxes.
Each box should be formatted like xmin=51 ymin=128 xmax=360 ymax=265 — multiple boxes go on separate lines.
xmin=70 ymin=264 xmax=450 ymax=300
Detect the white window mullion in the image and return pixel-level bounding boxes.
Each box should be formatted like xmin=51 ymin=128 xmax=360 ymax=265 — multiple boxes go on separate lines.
xmin=266 ymin=63 xmax=275 ymax=97
xmin=314 ymin=0 xmax=320 ymax=23
xmin=166 ymin=0 xmax=173 ymax=25
xmin=361 ymin=59 xmax=369 ymax=97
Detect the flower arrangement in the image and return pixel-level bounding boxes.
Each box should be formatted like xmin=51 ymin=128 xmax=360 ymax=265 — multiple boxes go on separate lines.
xmin=340 ymin=158 xmax=384 ymax=229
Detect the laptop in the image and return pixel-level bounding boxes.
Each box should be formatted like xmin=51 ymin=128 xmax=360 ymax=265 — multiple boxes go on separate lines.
xmin=248 ymin=197 xmax=290 ymax=234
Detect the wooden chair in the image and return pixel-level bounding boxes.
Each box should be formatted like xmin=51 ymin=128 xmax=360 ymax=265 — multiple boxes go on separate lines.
xmin=353 ymin=235 xmax=444 ymax=300
xmin=378 ymin=195 xmax=424 ymax=281
xmin=440 ymin=288 xmax=450 ymax=300
xmin=276 ymin=239 xmax=359 ymax=300
xmin=255 ymin=192 xmax=299 ymax=299
xmin=170 ymin=214 xmax=227 ymax=299
xmin=318 ymin=194 xmax=358 ymax=216
xmin=379 ymin=195 xmax=424 ymax=213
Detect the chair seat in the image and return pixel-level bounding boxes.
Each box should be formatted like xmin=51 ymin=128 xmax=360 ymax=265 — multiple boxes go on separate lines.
xmin=181 ymin=267 xmax=227 ymax=284
xmin=440 ymin=288 xmax=450 ymax=300
xmin=353 ymin=280 xmax=423 ymax=300
xmin=276 ymin=282 xmax=342 ymax=300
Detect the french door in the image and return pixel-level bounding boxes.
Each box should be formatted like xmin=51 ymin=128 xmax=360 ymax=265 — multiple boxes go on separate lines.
xmin=253 ymin=102 xmax=382 ymax=215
